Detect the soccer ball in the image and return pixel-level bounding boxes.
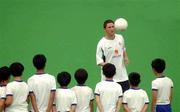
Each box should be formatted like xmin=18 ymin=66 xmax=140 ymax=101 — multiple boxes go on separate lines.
xmin=114 ymin=18 xmax=128 ymax=31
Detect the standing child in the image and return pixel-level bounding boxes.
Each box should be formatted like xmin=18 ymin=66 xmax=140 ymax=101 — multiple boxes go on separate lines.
xmin=55 ymin=71 xmax=77 ymax=112
xmin=71 ymin=68 xmax=94 ymax=112
xmin=27 ymin=54 xmax=56 ymax=112
xmin=95 ymin=63 xmax=123 ymax=112
xmin=151 ymin=58 xmax=173 ymax=112
xmin=5 ymin=62 xmax=29 ymax=112
xmin=123 ymin=72 xmax=149 ymax=112
xmin=0 ymin=66 xmax=10 ymax=112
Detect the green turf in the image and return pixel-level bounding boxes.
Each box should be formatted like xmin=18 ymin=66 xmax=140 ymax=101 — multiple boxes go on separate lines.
xmin=0 ymin=0 xmax=180 ymax=111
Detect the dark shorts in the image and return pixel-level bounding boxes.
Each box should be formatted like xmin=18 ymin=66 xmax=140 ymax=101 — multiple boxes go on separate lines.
xmin=117 ymin=80 xmax=130 ymax=93
xmin=156 ymin=104 xmax=172 ymax=112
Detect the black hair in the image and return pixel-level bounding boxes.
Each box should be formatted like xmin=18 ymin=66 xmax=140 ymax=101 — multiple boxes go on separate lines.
xmin=151 ymin=58 xmax=166 ymax=73
xmin=33 ymin=54 xmax=46 ymax=69
xmin=9 ymin=62 xmax=24 ymax=77
xmin=0 ymin=66 xmax=11 ymax=82
xmin=128 ymin=72 xmax=141 ymax=87
xmin=103 ymin=19 xmax=114 ymax=29
xmin=102 ymin=63 xmax=116 ymax=78
xmin=57 ymin=71 xmax=71 ymax=87
xmin=74 ymin=68 xmax=88 ymax=85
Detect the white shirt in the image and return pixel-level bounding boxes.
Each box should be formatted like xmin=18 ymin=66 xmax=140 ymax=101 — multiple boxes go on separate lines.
xmin=0 ymin=85 xmax=6 ymax=100
xmin=152 ymin=76 xmax=173 ymax=105
xmin=71 ymin=85 xmax=94 ymax=112
xmin=96 ymin=34 xmax=128 ymax=82
xmin=55 ymin=88 xmax=77 ymax=112
xmin=95 ymin=80 xmax=123 ymax=112
xmin=5 ymin=81 xmax=29 ymax=112
xmin=27 ymin=73 xmax=56 ymax=112
xmin=123 ymin=88 xmax=149 ymax=112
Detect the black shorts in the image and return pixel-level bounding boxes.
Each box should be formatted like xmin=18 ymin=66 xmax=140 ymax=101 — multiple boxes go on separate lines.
xmin=117 ymin=80 xmax=130 ymax=93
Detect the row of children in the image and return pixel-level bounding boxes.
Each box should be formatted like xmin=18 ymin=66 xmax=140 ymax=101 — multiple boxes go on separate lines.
xmin=0 ymin=54 xmax=173 ymax=112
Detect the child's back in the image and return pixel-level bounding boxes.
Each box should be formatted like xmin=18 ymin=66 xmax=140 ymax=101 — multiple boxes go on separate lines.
xmin=152 ymin=76 xmax=173 ymax=105
xmin=72 ymin=85 xmax=94 ymax=112
xmin=56 ymin=88 xmax=77 ymax=111
xmin=72 ymin=68 xmax=94 ymax=112
xmin=151 ymin=58 xmax=173 ymax=112
xmin=55 ymin=71 xmax=77 ymax=112
xmin=6 ymin=80 xmax=29 ymax=112
xmin=5 ymin=62 xmax=29 ymax=112
xmin=95 ymin=80 xmax=122 ymax=112
xmin=28 ymin=73 xmax=56 ymax=111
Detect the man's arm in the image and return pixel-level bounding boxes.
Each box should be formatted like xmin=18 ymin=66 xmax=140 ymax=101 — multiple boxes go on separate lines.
xmin=89 ymin=100 xmax=94 ymax=112
xmin=123 ymin=50 xmax=129 ymax=65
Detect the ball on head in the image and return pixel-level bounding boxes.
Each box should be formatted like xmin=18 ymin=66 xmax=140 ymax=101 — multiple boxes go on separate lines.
xmin=114 ymin=18 xmax=128 ymax=31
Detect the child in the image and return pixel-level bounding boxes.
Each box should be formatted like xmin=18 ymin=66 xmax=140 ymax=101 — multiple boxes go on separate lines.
xmin=95 ymin=63 xmax=123 ymax=112
xmin=0 ymin=66 xmax=10 ymax=112
xmin=71 ymin=68 xmax=94 ymax=112
xmin=55 ymin=71 xmax=77 ymax=112
xmin=5 ymin=62 xmax=29 ymax=112
xmin=151 ymin=58 xmax=173 ymax=112
xmin=123 ymin=72 xmax=149 ymax=112
xmin=27 ymin=54 xmax=56 ymax=112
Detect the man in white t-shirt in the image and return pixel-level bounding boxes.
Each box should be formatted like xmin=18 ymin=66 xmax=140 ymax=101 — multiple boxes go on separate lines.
xmin=71 ymin=68 xmax=94 ymax=112
xmin=28 ymin=54 xmax=56 ymax=112
xmin=123 ymin=72 xmax=149 ymax=112
xmin=0 ymin=66 xmax=10 ymax=112
xmin=55 ymin=71 xmax=77 ymax=112
xmin=95 ymin=63 xmax=123 ymax=112
xmin=5 ymin=62 xmax=29 ymax=112
xmin=151 ymin=58 xmax=173 ymax=112
xmin=96 ymin=19 xmax=129 ymax=92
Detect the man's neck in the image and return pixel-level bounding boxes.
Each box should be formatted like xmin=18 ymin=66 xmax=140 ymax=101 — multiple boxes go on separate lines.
xmin=14 ymin=76 xmax=22 ymax=81
xmin=105 ymin=34 xmax=115 ymax=40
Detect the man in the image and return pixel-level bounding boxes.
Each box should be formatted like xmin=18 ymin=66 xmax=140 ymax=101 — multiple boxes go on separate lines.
xmin=96 ymin=19 xmax=130 ymax=92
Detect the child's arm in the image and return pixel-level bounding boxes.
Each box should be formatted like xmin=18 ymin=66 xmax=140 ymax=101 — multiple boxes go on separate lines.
xmin=95 ymin=95 xmax=104 ymax=112
xmin=70 ymin=104 xmax=76 ymax=112
xmin=140 ymin=104 xmax=148 ymax=112
xmin=46 ymin=91 xmax=55 ymax=112
xmin=29 ymin=92 xmax=39 ymax=112
xmin=123 ymin=104 xmax=131 ymax=112
xmin=170 ymin=88 xmax=173 ymax=104
xmin=0 ymin=99 xmax=5 ymax=112
xmin=115 ymin=97 xmax=122 ymax=112
xmin=151 ymin=90 xmax=157 ymax=112
xmin=89 ymin=100 xmax=94 ymax=112
xmin=5 ymin=95 xmax=13 ymax=107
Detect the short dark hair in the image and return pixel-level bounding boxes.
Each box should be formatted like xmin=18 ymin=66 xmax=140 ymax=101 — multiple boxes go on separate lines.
xmin=151 ymin=58 xmax=166 ymax=73
xmin=103 ymin=19 xmax=114 ymax=29
xmin=128 ymin=72 xmax=141 ymax=86
xmin=0 ymin=66 xmax=11 ymax=82
xmin=9 ymin=62 xmax=24 ymax=77
xmin=103 ymin=63 xmax=116 ymax=78
xmin=57 ymin=71 xmax=71 ymax=87
xmin=74 ymin=68 xmax=88 ymax=85
xmin=33 ymin=54 xmax=46 ymax=69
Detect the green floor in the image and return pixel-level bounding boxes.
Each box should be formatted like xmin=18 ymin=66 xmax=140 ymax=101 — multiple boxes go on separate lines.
xmin=0 ymin=0 xmax=180 ymax=111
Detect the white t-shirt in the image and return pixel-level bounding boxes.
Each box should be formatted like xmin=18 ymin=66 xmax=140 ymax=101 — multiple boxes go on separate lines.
xmin=152 ymin=76 xmax=173 ymax=105
xmin=55 ymin=88 xmax=77 ymax=112
xmin=96 ymin=34 xmax=128 ymax=82
xmin=5 ymin=81 xmax=29 ymax=112
xmin=27 ymin=73 xmax=56 ymax=112
xmin=95 ymin=80 xmax=123 ymax=112
xmin=0 ymin=85 xmax=6 ymax=100
xmin=123 ymin=88 xmax=149 ymax=112
xmin=71 ymin=85 xmax=94 ymax=112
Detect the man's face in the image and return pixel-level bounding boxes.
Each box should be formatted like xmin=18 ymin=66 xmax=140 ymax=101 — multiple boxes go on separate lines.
xmin=105 ymin=22 xmax=115 ymax=36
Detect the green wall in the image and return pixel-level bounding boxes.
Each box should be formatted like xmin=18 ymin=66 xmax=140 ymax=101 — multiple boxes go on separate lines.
xmin=0 ymin=0 xmax=180 ymax=111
